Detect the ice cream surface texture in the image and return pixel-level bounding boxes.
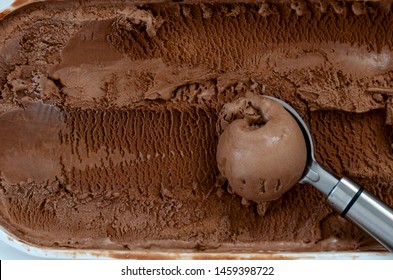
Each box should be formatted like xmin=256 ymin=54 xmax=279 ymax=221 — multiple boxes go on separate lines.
xmin=217 ymin=94 xmax=307 ymax=202
xmin=0 ymin=0 xmax=393 ymax=253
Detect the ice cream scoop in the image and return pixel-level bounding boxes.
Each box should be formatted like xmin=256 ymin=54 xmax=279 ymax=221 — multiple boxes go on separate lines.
xmin=265 ymin=96 xmax=393 ymax=252
xmin=216 ymin=95 xmax=307 ymax=202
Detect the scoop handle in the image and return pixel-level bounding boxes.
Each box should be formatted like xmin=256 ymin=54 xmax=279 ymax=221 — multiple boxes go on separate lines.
xmin=327 ymin=177 xmax=393 ymax=252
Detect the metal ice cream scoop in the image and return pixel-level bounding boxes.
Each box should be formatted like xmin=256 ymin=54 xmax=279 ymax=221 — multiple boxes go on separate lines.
xmin=265 ymin=96 xmax=393 ymax=252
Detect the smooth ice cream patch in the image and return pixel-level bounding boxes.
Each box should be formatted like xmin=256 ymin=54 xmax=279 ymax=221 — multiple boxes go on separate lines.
xmin=0 ymin=103 xmax=63 ymax=183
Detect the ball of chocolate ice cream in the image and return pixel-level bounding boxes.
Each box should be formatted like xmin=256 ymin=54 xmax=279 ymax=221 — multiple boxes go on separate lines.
xmin=216 ymin=94 xmax=307 ymax=202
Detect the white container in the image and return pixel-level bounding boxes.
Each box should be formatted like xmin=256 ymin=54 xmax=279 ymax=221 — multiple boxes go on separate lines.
xmin=0 ymin=0 xmax=47 ymax=20
xmin=0 ymin=0 xmax=392 ymax=260
xmin=1 ymin=224 xmax=392 ymax=259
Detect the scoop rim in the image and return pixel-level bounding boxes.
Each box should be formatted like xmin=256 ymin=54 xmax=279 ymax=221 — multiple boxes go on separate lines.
xmin=262 ymin=95 xmax=315 ymax=180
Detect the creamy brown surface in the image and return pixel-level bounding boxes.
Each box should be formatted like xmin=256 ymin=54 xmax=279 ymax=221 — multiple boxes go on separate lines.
xmin=216 ymin=94 xmax=307 ymax=203
xmin=0 ymin=0 xmax=393 ymax=252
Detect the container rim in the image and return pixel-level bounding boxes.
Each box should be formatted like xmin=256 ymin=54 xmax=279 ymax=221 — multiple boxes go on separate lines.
xmin=1 ymin=225 xmax=393 ymax=260
xmin=1 ymin=0 xmax=393 ymax=260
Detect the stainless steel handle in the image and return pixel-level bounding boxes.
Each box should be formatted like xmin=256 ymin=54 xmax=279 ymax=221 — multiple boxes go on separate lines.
xmin=327 ymin=177 xmax=393 ymax=252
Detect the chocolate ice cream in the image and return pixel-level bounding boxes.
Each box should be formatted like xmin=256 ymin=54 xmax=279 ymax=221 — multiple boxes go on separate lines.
xmin=0 ymin=0 xmax=392 ymax=253
xmin=216 ymin=94 xmax=307 ymax=202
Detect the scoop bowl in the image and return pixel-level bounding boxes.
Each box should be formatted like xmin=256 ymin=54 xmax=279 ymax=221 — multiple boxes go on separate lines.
xmin=264 ymin=95 xmax=393 ymax=252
